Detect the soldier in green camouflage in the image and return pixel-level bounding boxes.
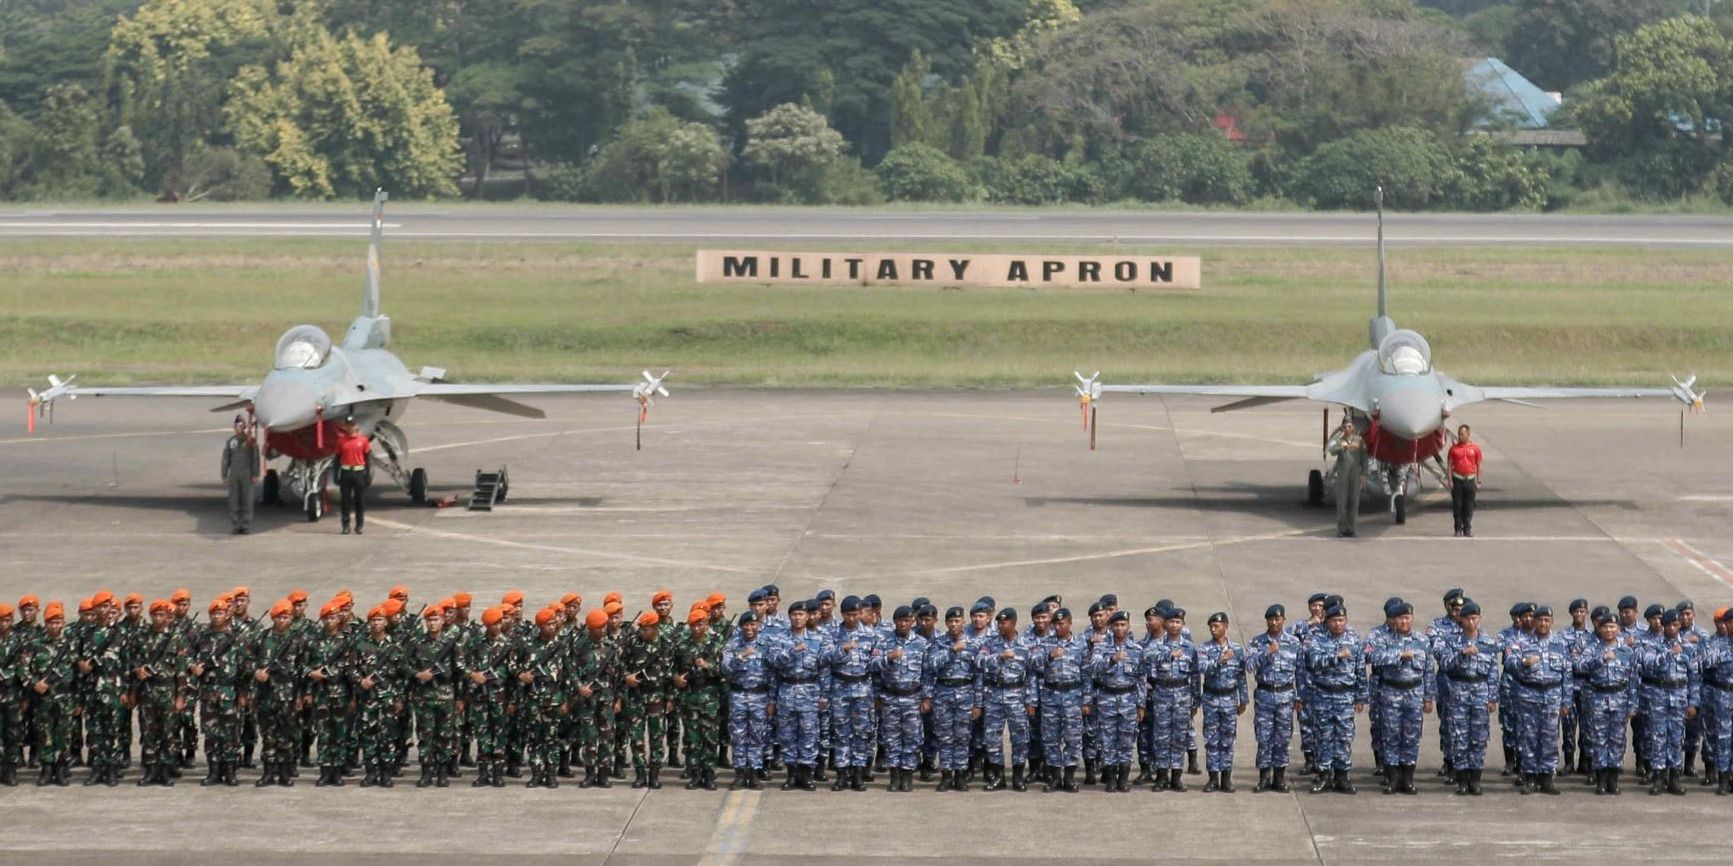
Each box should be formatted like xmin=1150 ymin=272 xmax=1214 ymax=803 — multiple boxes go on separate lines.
xmin=27 ymin=602 xmax=76 ymax=786
xmin=466 ymin=606 xmax=514 ymax=787
xmin=556 ymin=594 xmax=585 ymax=778
xmin=515 ymin=608 xmax=568 ymax=788
xmin=116 ymin=594 xmax=146 ymax=768
xmin=79 ymin=594 xmax=127 ymax=786
xmin=620 ymin=611 xmax=672 ymax=789
xmin=129 ymin=599 xmax=186 ymax=786
xmin=571 ymin=608 xmax=622 ymax=788
xmin=67 ymin=598 xmax=97 ymax=769
xmin=677 ymin=607 xmax=725 ymax=789
xmin=406 ymin=605 xmax=460 ymax=788
xmin=170 ymin=590 xmax=198 ymax=770
xmin=15 ymin=595 xmax=41 ymax=771
xmin=287 ymin=590 xmax=317 ymax=770
xmin=0 ymin=603 xmax=23 ymax=786
xmin=248 ymin=600 xmax=307 ymax=787
xmin=653 ymin=591 xmax=684 ymax=770
xmin=351 ymin=605 xmax=404 ymax=788
xmin=304 ymin=600 xmax=353 ymax=787
xmin=188 ymin=599 xmax=247 ymax=786
xmin=228 ymin=587 xmax=261 ymax=770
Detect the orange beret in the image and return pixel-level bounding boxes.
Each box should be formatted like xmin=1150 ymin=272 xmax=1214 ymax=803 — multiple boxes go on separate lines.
xmin=319 ymin=600 xmax=341 ymax=619
xmin=19 ymin=595 xmax=39 ymax=608
xmin=604 ymin=591 xmax=623 ymax=606
xmin=269 ymin=600 xmax=292 ymax=618
xmin=652 ymin=589 xmax=673 ymax=605
xmin=691 ymin=601 xmax=710 ymax=612
xmin=367 ymin=605 xmax=387 ymax=620
xmin=148 ymin=599 xmax=171 ymax=615
xmin=636 ymin=611 xmax=659 ymax=628
xmin=707 ymin=593 xmax=726 ymax=607
xmin=481 ymin=606 xmax=503 ymax=626
xmin=502 ymin=591 xmax=525 ymax=606
xmin=215 ymin=593 xmax=233 ymax=606
xmin=207 ymin=599 xmax=227 ymax=615
xmin=287 ymin=590 xmax=309 ymax=603
xmin=232 ymin=586 xmax=250 ymax=598
xmin=382 ymin=599 xmax=404 ymax=616
xmin=0 ymin=603 xmax=12 ymax=618
xmin=438 ymin=597 xmax=456 ymax=609
xmin=170 ymin=589 xmax=190 ymax=603
xmin=124 ymin=593 xmax=144 ymax=605
xmin=561 ymin=592 xmax=581 ymax=606
xmin=604 ymin=601 xmax=624 ymax=615
xmin=424 ymin=606 xmax=444 ymax=619
xmin=585 ymin=609 xmax=609 ymax=629
xmin=1715 ymin=607 xmax=1728 ymax=622
xmin=44 ymin=602 xmax=64 ymax=620
xmin=534 ymin=609 xmax=557 ymax=626
xmin=91 ymin=590 xmax=114 ymax=607
xmin=335 ymin=588 xmax=353 ymax=599
xmin=78 ymin=597 xmax=94 ymax=613
xmin=453 ymin=592 xmax=472 ymax=607
xmin=388 ymin=585 xmax=409 ymax=601
xmin=687 ymin=609 xmax=708 ymax=626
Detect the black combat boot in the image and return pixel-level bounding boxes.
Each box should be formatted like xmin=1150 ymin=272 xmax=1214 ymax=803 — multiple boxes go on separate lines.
xmin=648 ymin=762 xmax=663 ymax=789
xmin=1271 ymin=766 xmax=1290 ymax=793
xmin=1011 ymin=763 xmax=1027 ymax=792
xmin=158 ymin=762 xmax=175 ymax=787
xmin=831 ymin=765 xmax=849 ymax=791
xmin=360 ymin=765 xmax=378 ymax=788
xmin=633 ymin=767 xmax=649 ymax=789
xmin=703 ymin=767 xmax=719 ymax=790
xmin=200 ymin=760 xmax=220 ymax=787
xmin=1169 ymin=767 xmax=1187 ymax=792
xmin=416 ymin=762 xmax=434 ymax=788
xmin=1402 ymin=765 xmax=1419 ymax=795
xmin=1333 ymin=769 xmax=1355 ymax=794
xmin=1667 ymin=767 xmax=1686 ymax=795
xmin=1062 ymin=765 xmax=1078 ymax=793
xmin=729 ymin=767 xmax=750 ymax=790
xmin=376 ymin=761 xmax=393 ymax=788
xmin=1649 ymin=768 xmax=1665 ymax=796
xmin=1152 ymin=768 xmax=1168 ymax=790
xmin=1501 ymin=746 xmax=1514 ymax=776
xmin=849 ymin=765 xmax=866 ymax=792
xmin=1187 ymin=748 xmax=1201 ymax=775
xmin=919 ymin=756 xmax=934 ymax=782
xmin=1255 ymin=767 xmax=1271 ymax=793
xmin=316 ymin=766 xmax=335 ymax=787
xmin=506 ymin=756 xmax=524 ymax=779
xmin=475 ymin=761 xmax=494 ymax=788
xmin=1042 ymin=765 xmax=1059 ymax=793
xmin=1205 ymin=771 xmax=1221 ymax=793
xmin=982 ymin=762 xmax=1003 ymax=791
xmin=84 ymin=764 xmax=102 ymax=786
xmin=1310 ymin=767 xmax=1331 ymax=793
xmin=557 ymin=753 xmax=573 ymax=778
xmin=134 ymin=763 xmax=153 ymax=787
xmin=1220 ymin=769 xmax=1235 ymax=793
xmin=1605 ymin=769 xmax=1620 ymax=795
xmin=1132 ymin=761 xmax=1151 ymax=785
xmin=54 ymin=760 xmax=71 ymax=786
xmin=1684 ymin=750 xmax=1697 ymax=778
xmin=1702 ymin=765 xmax=1718 ymax=787
xmin=434 ymin=764 xmax=448 ymax=788
xmin=1593 ymin=768 xmax=1609 ymax=795
xmin=1302 ymin=750 xmax=1316 ymax=775
xmin=524 ymin=767 xmax=541 ymax=789
xmin=242 ymin=744 xmax=255 ymax=770
xmin=939 ymin=769 xmax=954 ymax=791
xmin=1562 ymin=751 xmax=1575 ymax=775
xmin=1719 ymin=774 xmax=1732 ymax=796
xmin=256 ymin=762 xmax=277 ymax=787
xmin=1456 ymin=769 xmax=1472 ymax=795
xmin=1538 ymin=772 xmax=1560 ymax=795
xmin=591 ymin=761 xmax=610 ymax=788
xmin=1085 ymin=758 xmax=1099 ymax=786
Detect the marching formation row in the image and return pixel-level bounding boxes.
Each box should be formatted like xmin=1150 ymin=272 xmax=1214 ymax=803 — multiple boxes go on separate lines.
xmin=1 ymin=584 xmax=1729 ymax=797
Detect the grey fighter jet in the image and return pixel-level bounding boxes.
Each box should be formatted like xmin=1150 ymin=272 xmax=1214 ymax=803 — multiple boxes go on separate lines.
xmin=26 ymin=190 xmax=670 ymax=521
xmin=1074 ymin=190 xmax=1704 ymax=524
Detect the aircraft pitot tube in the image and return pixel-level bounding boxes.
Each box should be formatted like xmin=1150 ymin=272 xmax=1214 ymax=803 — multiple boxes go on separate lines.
xmin=1075 ymin=371 xmax=1102 ymax=450
xmin=25 ymin=374 xmax=77 ymax=432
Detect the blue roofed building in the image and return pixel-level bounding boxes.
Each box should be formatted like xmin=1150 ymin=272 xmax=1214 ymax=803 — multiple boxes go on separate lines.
xmin=1466 ymin=57 xmax=1584 ymax=147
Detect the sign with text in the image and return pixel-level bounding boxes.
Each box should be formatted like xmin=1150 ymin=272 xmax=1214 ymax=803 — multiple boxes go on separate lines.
xmin=696 ymin=251 xmax=1201 ymax=290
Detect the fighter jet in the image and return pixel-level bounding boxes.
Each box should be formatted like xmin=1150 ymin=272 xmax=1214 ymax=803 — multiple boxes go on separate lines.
xmin=26 ymin=190 xmax=670 ymax=521
xmin=1074 ymin=189 xmax=1704 ymax=524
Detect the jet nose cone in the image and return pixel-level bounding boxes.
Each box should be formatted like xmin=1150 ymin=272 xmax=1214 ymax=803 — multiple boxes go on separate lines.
xmin=1379 ymin=387 xmax=1441 ymax=440
xmin=254 ymin=376 xmax=317 ymax=431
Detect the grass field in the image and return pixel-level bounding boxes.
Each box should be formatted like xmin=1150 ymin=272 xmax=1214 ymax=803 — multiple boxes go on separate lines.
xmin=2 ymin=237 xmax=1730 ymax=388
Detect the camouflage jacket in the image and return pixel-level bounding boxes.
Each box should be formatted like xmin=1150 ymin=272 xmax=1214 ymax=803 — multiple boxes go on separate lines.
xmin=126 ymin=627 xmax=187 ymax=702
xmin=302 ymin=628 xmax=353 ymax=704
xmin=247 ymin=627 xmax=308 ymax=704
xmin=402 ymin=628 xmax=461 ymax=702
xmin=25 ymin=631 xmax=78 ymax=704
xmin=349 ymin=633 xmax=404 ymax=704
xmin=466 ymin=631 xmax=518 ymax=702
xmin=186 ymin=626 xmax=248 ymax=701
xmin=679 ymin=629 xmax=728 ymax=699
xmin=570 ymin=632 xmax=623 ymax=703
xmin=619 ymin=632 xmax=673 ymax=702
xmin=513 ymin=635 xmax=566 ymax=709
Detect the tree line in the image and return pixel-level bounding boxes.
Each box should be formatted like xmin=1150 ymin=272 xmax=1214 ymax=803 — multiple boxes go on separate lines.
xmin=0 ymin=0 xmax=1727 ymax=208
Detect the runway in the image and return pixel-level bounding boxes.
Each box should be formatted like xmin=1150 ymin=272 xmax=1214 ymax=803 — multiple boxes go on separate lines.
xmin=1 ymin=205 xmax=1732 ymax=245
xmin=3 ymin=391 xmax=1731 ymax=863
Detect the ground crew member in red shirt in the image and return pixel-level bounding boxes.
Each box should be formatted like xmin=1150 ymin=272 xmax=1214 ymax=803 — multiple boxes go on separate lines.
xmin=335 ymin=418 xmax=372 ymax=535
xmin=1447 ymin=424 xmax=1483 ymax=537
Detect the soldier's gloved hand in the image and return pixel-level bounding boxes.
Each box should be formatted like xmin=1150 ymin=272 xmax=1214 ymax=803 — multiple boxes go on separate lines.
xmin=255 ymin=669 xmax=270 ymax=683
xmin=470 ymin=671 xmax=487 ymax=685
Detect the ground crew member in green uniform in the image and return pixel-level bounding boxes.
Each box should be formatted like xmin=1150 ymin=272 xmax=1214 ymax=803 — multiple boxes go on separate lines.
xmin=1330 ymin=417 xmax=1368 ymax=537
xmin=221 ymin=415 xmax=260 ymax=535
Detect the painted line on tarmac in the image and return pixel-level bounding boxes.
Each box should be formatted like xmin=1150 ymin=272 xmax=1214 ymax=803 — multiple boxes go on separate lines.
xmin=0 ymin=221 xmax=400 ymax=229
xmin=920 ymin=409 xmax=1317 ymax=450
xmin=0 ymin=427 xmax=229 ymax=446
xmin=895 ymin=527 xmax=1324 ymax=577
xmin=698 ymin=790 xmax=762 ymax=866
xmin=413 ymin=413 xmax=838 ymax=455
xmin=365 ymin=515 xmax=755 ymax=574
xmin=1661 ymin=537 xmax=1733 ymax=590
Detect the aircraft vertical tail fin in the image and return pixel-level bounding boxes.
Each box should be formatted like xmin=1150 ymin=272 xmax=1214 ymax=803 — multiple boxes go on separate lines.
xmin=1368 ymin=186 xmax=1394 ymax=347
xmin=363 ymin=188 xmax=387 ymax=318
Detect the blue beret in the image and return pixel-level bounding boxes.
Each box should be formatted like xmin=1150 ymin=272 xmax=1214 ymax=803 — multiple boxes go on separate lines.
xmin=911 ymin=597 xmax=930 ymax=610
xmin=738 ymin=610 xmax=760 ymax=624
xmin=970 ymin=601 xmax=993 ymax=615
xmin=1533 ymin=605 xmax=1553 ymax=618
xmin=1088 ymin=602 xmax=1104 ymax=616
xmin=1041 ymin=595 xmax=1062 ymax=607
xmin=816 ymin=589 xmax=835 ymax=602
xmin=1569 ymin=598 xmax=1588 ymax=612
xmin=1661 ymin=609 xmax=1680 ymax=626
xmin=1644 ymin=604 xmax=1665 ymax=619
xmin=1324 ymin=605 xmax=1346 ymax=619
xmin=1675 ymin=600 xmax=1694 ymax=612
xmin=840 ymin=595 xmax=862 ymax=613
xmin=1592 ymin=611 xmax=1614 ymax=627
xmin=1443 ymin=588 xmax=1465 ymax=603
xmin=1383 ymin=596 xmax=1404 ymax=610
xmin=1384 ymin=600 xmax=1412 ymax=618
xmin=1264 ymin=604 xmax=1285 ymax=620
xmin=762 ymin=584 xmax=780 ymax=596
xmin=893 ymin=605 xmax=914 ymax=620
xmin=1618 ymin=595 xmax=1639 ymax=610
xmin=1053 ymin=607 xmax=1072 ymax=621
xmin=1108 ymin=610 xmax=1129 ymax=624
xmin=864 ymin=594 xmax=882 ymax=608
xmin=1591 ymin=605 xmax=1610 ymax=620
xmin=1459 ymin=601 xmax=1481 ymax=617
xmin=945 ymin=606 xmax=964 ymax=620
xmin=976 ymin=596 xmax=996 ymax=610
xmin=917 ymin=604 xmax=937 ymax=618
xmin=995 ymin=607 xmax=1017 ymax=622
xmin=1156 ymin=598 xmax=1175 ymax=611
xmin=1308 ymin=593 xmax=1329 ymax=605
xmin=1325 ymin=595 xmax=1344 ymax=609
xmin=1098 ymin=594 xmax=1118 ymax=606
xmin=1030 ymin=603 xmax=1049 ymax=617
xmin=1144 ymin=606 xmax=1162 ymax=618
xmin=786 ymin=600 xmax=805 ymax=615
xmin=747 ymin=588 xmax=768 ymax=604
xmin=1509 ymin=602 xmax=1531 ymax=617
xmin=1207 ymin=612 xmax=1228 ymax=625
xmin=1168 ymin=607 xmax=1186 ymax=620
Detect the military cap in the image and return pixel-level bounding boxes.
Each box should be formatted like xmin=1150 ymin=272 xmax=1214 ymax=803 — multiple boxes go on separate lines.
xmin=453 ymin=592 xmax=472 ymax=607
xmin=918 ymin=604 xmax=938 ymax=618
xmin=1660 ymin=609 xmax=1680 ymax=626
xmin=1591 ymin=605 xmax=1611 ymax=620
xmin=1264 ymin=604 xmax=1285 ymax=620
xmin=1383 ymin=596 xmax=1405 ymax=610
xmin=1144 ymin=605 xmax=1163 ymax=618
xmin=650 ymin=589 xmax=671 ymax=605
xmin=584 ymin=609 xmax=608 ymax=629
xmin=971 ymin=600 xmax=994 ymax=615
xmin=1098 ymin=594 xmax=1118 ymax=607
xmin=1168 ymin=607 xmax=1187 ymax=620
xmin=762 ymin=584 xmax=781 ymax=597
xmin=1388 ymin=601 xmax=1414 ymax=617
xmin=1443 ymin=588 xmax=1465 ymax=603
xmin=1509 ymin=602 xmax=1532 ymax=617
xmin=1156 ymin=598 xmax=1175 ymax=611
xmin=1053 ymin=607 xmax=1072 ymax=621
xmin=1533 ymin=605 xmax=1553 ymax=618
xmin=708 ymin=592 xmax=727 ymax=608
xmin=43 ymin=602 xmax=64 ymax=621
xmin=166 ymin=590 xmax=187 ymax=604
xmin=893 ymin=605 xmax=914 ymax=620
xmin=816 ymin=589 xmax=836 ymax=602
xmin=1325 ymin=594 xmax=1344 ymax=609
xmin=685 ymin=609 xmax=707 ymax=627
xmin=748 ymin=588 xmax=768 ymax=604
xmin=1308 ymin=593 xmax=1329 ymax=606
xmin=995 ymin=607 xmax=1017 ymax=622
xmin=1459 ymin=601 xmax=1481 ymax=617
xmin=1618 ymin=595 xmax=1639 ymax=610
xmin=148 ymin=599 xmax=171 ymax=616
xmin=1030 ymin=602 xmax=1050 ymax=618
xmin=635 ymin=611 xmax=659 ymax=628
xmin=841 ymin=595 xmax=863 ymax=613
xmin=1644 ymin=603 xmax=1665 ymax=619
xmin=603 ymin=601 xmax=623 ymax=615
xmin=1717 ymin=608 xmax=1733 ymax=624
xmin=1324 ymin=604 xmax=1345 ymax=619
xmin=534 ymin=609 xmax=557 ymax=627
xmin=91 ymin=591 xmax=114 ymax=608
xmin=911 ymin=597 xmax=931 ymax=610
xmin=1569 ymin=598 xmax=1588 ymax=613
xmin=739 ymin=610 xmax=761 ymax=625
xmin=0 ymin=602 xmax=12 ymax=618
xmin=503 ymin=590 xmax=526 ymax=606
xmin=784 ymin=600 xmax=804 ymax=615
xmin=1087 ymin=602 xmax=1104 ymax=616
xmin=1592 ymin=611 xmax=1614 ymax=627
xmin=207 ymin=599 xmax=228 ymax=615
xmin=864 ymin=594 xmax=883 ymax=609
xmin=1108 ymin=610 xmax=1129 ymax=624
xmin=1207 ymin=612 xmax=1228 ymax=625
xmin=1675 ymin=600 xmax=1694 ymax=612
xmin=945 ymin=606 xmax=965 ymax=620
xmin=1041 ymin=595 xmax=1063 ymax=607
xmin=366 ymin=604 xmax=386 ymax=621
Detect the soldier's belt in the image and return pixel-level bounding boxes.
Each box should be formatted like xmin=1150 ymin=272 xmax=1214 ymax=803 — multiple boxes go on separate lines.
xmin=1149 ymin=677 xmax=1190 ymax=688
xmin=1256 ymin=681 xmax=1295 ymax=692
xmin=1311 ymin=681 xmax=1355 ymax=693
xmin=1095 ymin=682 xmax=1135 ymax=695
xmin=1514 ymin=678 xmax=1561 ymax=689
xmin=1041 ymin=680 xmax=1082 ymax=692
xmin=1203 ymin=684 xmax=1240 ymax=696
xmin=779 ymin=675 xmax=819 ymax=685
xmin=1641 ymin=677 xmax=1686 ymax=688
xmin=1705 ymin=677 xmax=1733 ymax=690
xmin=833 ymin=672 xmax=870 ymax=683
xmin=880 ymin=683 xmax=922 ymax=697
xmin=988 ymin=679 xmax=1026 ymax=689
xmin=1379 ymin=678 xmax=1423 ymax=691
xmin=1591 ymin=682 xmax=1629 ymax=693
xmin=729 ymin=684 xmax=771 ymax=694
xmin=1446 ymin=672 xmax=1487 ymax=682
xmin=936 ymin=677 xmax=973 ymax=687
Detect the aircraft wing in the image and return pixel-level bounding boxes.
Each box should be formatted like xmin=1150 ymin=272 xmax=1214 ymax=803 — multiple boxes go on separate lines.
xmin=1446 ymin=375 xmax=1704 ymax=412
xmin=37 ymin=384 xmax=258 ymax=399
xmin=410 ymin=371 xmax=672 ymax=419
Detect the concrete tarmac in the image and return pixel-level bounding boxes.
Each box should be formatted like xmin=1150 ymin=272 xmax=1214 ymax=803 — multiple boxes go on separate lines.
xmin=2 ymin=391 xmax=1731 ymax=862
xmin=3 ymin=205 xmax=1733 ymax=245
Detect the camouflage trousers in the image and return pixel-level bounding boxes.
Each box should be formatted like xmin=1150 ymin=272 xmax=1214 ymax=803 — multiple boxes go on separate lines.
xmin=1511 ymin=684 xmax=1562 ymax=774
xmin=1039 ymin=689 xmax=1085 ymax=768
xmin=620 ymin=695 xmax=667 ymax=771
xmin=357 ymin=695 xmax=399 ymax=764
xmin=1442 ymin=683 xmax=1494 ymax=770
xmin=930 ymin=687 xmax=974 ymax=771
xmin=571 ymin=692 xmax=613 ymax=769
xmin=1373 ymin=688 xmax=1424 ymax=768
xmin=1582 ymin=689 xmax=1632 ymax=771
xmin=412 ymin=697 xmax=453 ymax=766
xmin=1642 ymin=686 xmax=1689 ymax=770
xmin=0 ymin=692 xmax=24 ymax=766
xmin=469 ymin=691 xmax=507 ymax=762
xmin=84 ymin=691 xmax=125 ymax=772
xmin=1253 ymin=687 xmax=1295 ymax=769
xmin=523 ymin=701 xmax=562 ymax=773
xmin=727 ymin=690 xmax=770 ymax=770
xmin=775 ymin=687 xmax=822 ymax=767
xmin=33 ymin=694 xmax=75 ymax=766
xmin=135 ymin=691 xmax=178 ymax=767
xmin=310 ymin=697 xmax=350 ymax=769
xmin=1202 ymin=693 xmax=1241 ymax=771
xmin=1147 ymin=685 xmax=1192 ymax=770
xmin=175 ymin=705 xmax=197 ymax=761
xmin=199 ymin=690 xmax=242 ymax=763
xmin=1095 ymin=690 xmax=1139 ymax=766
xmin=255 ymin=693 xmax=301 ymax=765
xmin=684 ymin=689 xmax=722 ymax=772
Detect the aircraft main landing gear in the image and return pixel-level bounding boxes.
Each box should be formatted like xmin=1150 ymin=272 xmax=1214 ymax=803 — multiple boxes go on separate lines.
xmin=409 ymin=467 xmax=428 ymax=503
xmin=1392 ymin=493 xmax=1406 ymax=525
xmin=1307 ymin=469 xmax=1325 ymax=506
xmin=304 ymin=490 xmax=324 ymax=522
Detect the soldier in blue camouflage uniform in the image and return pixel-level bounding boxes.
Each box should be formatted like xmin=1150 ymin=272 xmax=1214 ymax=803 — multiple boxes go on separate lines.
xmin=1494 ymin=601 xmax=1533 ymax=778
xmin=771 ymin=601 xmax=828 ymax=791
xmin=1435 ymin=600 xmax=1499 ymax=795
xmin=1362 ymin=599 xmax=1398 ymax=783
xmin=1197 ymin=611 xmax=1247 ymax=793
xmin=247 ymin=601 xmax=307 ymax=787
xmin=350 ymin=606 xmax=403 ymax=788
xmin=825 ymin=596 xmax=880 ymax=791
xmin=1369 ymin=601 xmax=1433 ymax=795
xmin=1425 ymin=589 xmax=1464 ymax=780
xmin=925 ymin=606 xmax=979 ymax=791
xmin=721 ymin=610 xmax=772 ymax=789
xmin=913 ymin=601 xmax=941 ymax=780
xmin=1145 ymin=608 xmax=1198 ymax=792
xmin=1675 ymin=601 xmax=1711 ymax=780
xmin=1033 ymin=607 xmax=1088 ymax=792
xmin=1088 ymin=610 xmax=1145 ymax=793
xmin=1701 ymin=609 xmax=1733 ymax=795
xmin=303 ymin=601 xmax=352 ymax=787
xmin=1560 ymin=599 xmax=1592 ymax=777
xmin=1576 ymin=609 xmax=1638 ymax=795
xmin=977 ymin=607 xmax=1035 ymax=792
xmin=1291 ymin=593 xmax=1328 ymax=774
xmin=1247 ymin=604 xmax=1301 ymax=793
xmin=1639 ymin=608 xmax=1699 ymax=796
xmin=1305 ymin=604 xmax=1366 ymax=794
xmin=871 ymin=605 xmax=930 ymax=792
xmin=1506 ymin=605 xmax=1570 ymax=794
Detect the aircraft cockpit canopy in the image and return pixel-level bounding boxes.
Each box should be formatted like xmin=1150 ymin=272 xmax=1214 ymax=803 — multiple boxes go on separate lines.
xmin=274 ymin=325 xmax=332 ymax=370
xmin=1377 ymin=330 xmax=1432 ymax=376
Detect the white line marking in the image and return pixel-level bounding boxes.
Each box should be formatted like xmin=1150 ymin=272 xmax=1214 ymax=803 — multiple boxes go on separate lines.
xmin=1677 ymin=495 xmax=1733 ymax=502
xmin=364 ymin=516 xmax=754 ymax=574
xmin=897 ymin=527 xmax=1323 ymax=576
xmin=1661 ymin=537 xmax=1733 ymax=590
xmin=0 ymin=427 xmax=230 ymax=446
xmin=0 ymin=221 xmax=400 ymax=229
xmin=697 ymin=791 xmax=761 ymax=866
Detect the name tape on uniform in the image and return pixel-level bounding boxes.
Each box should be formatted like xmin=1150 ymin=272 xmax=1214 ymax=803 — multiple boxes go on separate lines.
xmin=696 ymin=251 xmax=1201 ymax=290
